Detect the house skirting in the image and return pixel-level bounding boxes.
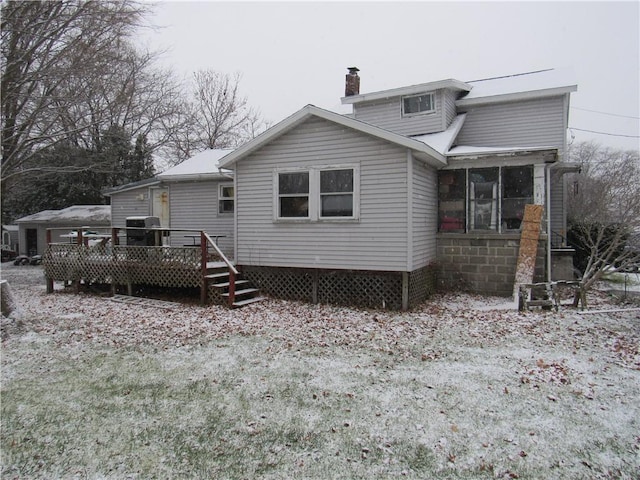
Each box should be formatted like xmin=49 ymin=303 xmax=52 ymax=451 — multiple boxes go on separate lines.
xmin=436 ymin=234 xmax=546 ymax=296
xmin=238 ymin=264 xmax=437 ymax=310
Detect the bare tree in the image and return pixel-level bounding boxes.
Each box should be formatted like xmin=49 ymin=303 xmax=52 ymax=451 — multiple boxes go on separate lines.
xmin=1 ymin=0 xmax=150 ymax=184
xmin=163 ymin=70 xmax=267 ymax=166
xmin=567 ymin=141 xmax=640 ymax=298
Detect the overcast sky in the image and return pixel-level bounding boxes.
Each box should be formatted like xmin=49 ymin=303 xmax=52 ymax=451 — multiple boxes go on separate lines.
xmin=141 ymin=1 xmax=640 ymax=151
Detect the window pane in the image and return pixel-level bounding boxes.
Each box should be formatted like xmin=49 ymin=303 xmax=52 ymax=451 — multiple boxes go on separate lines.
xmin=221 ymin=186 xmax=234 ymax=198
xmin=438 ymin=170 xmax=466 ymax=232
xmin=321 ymin=194 xmax=353 ymax=217
xmin=280 ymin=196 xmax=308 ymax=217
xmin=469 ymin=168 xmax=498 ymax=230
xmin=502 ymin=166 xmax=533 ymax=230
xmin=219 ymin=199 xmax=234 ymax=213
xmin=321 ymin=169 xmax=353 ymax=193
xmin=279 ymin=172 xmax=309 ymax=194
xmin=403 ymin=94 xmax=433 ymax=114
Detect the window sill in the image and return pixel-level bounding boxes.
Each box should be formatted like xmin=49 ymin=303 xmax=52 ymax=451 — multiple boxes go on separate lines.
xmin=437 ymin=232 xmax=548 ymax=240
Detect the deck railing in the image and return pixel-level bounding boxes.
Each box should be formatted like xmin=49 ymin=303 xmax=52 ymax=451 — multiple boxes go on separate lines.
xmin=201 ymin=231 xmax=238 ymax=305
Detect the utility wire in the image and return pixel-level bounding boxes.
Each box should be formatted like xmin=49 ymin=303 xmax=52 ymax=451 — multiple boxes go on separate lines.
xmin=571 ymin=106 xmax=640 ymax=120
xmin=569 ymin=127 xmax=640 ymax=138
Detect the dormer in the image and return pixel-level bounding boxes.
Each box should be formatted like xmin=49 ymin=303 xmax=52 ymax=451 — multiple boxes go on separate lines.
xmin=341 ymin=68 xmax=472 ymax=137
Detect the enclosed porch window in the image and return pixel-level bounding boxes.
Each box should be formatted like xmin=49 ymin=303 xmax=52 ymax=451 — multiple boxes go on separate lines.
xmin=438 ymin=166 xmax=534 ymax=233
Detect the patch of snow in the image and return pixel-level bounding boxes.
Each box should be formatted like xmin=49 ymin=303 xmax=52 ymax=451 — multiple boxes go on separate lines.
xmin=158 ymin=149 xmax=234 ymax=178
xmin=464 ymin=68 xmax=577 ymax=100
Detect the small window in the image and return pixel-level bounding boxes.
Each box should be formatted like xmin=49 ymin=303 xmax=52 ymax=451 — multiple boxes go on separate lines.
xmin=469 ymin=168 xmax=499 ymax=231
xmin=218 ymin=184 xmax=234 ymax=214
xmin=402 ymin=93 xmax=435 ymax=116
xmin=320 ymin=169 xmax=354 ymax=217
xmin=438 ymin=170 xmax=466 ymax=232
xmin=502 ymin=166 xmax=533 ymax=230
xmin=278 ymin=171 xmax=309 ymax=218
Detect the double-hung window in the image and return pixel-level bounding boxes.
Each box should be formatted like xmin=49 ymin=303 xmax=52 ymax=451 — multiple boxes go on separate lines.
xmin=218 ymin=183 xmax=234 ymax=214
xmin=320 ymin=168 xmax=354 ymax=218
xmin=276 ymin=166 xmax=358 ymax=221
xmin=278 ymin=171 xmax=310 ymax=218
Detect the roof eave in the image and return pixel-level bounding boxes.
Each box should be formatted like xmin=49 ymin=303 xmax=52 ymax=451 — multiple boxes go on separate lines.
xmin=341 ymin=79 xmax=473 ymax=105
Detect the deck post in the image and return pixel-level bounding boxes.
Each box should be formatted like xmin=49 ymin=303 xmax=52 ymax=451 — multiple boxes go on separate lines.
xmin=401 ymin=272 xmax=409 ymax=311
xmin=200 ymin=231 xmax=208 ymax=304
xmin=45 ymin=229 xmax=53 ymax=293
xmin=228 ymin=269 xmax=236 ymax=307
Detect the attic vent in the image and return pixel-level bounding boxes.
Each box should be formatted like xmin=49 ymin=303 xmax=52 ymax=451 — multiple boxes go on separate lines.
xmin=345 ymin=67 xmax=360 ymax=97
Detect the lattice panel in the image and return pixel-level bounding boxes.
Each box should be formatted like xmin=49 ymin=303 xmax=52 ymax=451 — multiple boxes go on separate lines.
xmin=43 ymin=244 xmax=202 ymax=289
xmin=110 ymin=246 xmax=200 ymax=288
xmin=243 ymin=266 xmax=314 ymax=301
xmin=408 ymin=264 xmax=437 ymax=308
xmin=318 ymin=271 xmax=403 ymax=309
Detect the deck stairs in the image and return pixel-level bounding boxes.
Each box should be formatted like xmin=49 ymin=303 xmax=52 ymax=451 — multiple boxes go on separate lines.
xmin=204 ymin=261 xmax=264 ymax=308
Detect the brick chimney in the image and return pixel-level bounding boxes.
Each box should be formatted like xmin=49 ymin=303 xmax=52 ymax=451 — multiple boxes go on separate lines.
xmin=345 ymin=67 xmax=360 ymax=97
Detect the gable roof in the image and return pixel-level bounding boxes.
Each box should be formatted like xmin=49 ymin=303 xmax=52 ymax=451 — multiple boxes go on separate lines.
xmin=218 ymin=105 xmax=447 ymax=169
xmin=158 ymin=148 xmax=234 ymax=180
xmin=15 ymin=205 xmax=111 ymax=225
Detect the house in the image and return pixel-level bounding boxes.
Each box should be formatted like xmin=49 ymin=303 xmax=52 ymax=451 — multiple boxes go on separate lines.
xmin=104 ymin=149 xmax=235 ymax=257
xmin=15 ymin=205 xmax=111 ymax=256
xmin=212 ymin=68 xmax=577 ymax=309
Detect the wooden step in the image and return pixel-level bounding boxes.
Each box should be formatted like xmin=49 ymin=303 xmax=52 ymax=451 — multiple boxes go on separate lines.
xmin=222 ymin=288 xmax=260 ymax=298
xmin=232 ymin=296 xmax=265 ymax=308
xmin=212 ymin=280 xmax=249 ymax=289
xmin=205 ymin=272 xmax=230 ymax=281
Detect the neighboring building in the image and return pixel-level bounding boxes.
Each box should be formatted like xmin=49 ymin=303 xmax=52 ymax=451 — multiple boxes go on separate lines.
xmin=15 ymin=205 xmax=111 ymax=256
xmin=104 ymin=149 xmax=235 ymax=257
xmin=2 ymin=224 xmax=19 ymax=251
xmin=216 ymin=68 xmax=577 ymax=308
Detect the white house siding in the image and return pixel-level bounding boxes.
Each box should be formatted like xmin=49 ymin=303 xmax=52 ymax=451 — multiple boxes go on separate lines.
xmin=411 ymin=156 xmax=438 ymax=270
xmin=443 ymin=90 xmax=459 ymax=130
xmin=456 ymin=96 xmax=566 ymax=148
xmin=235 ymin=117 xmax=410 ymax=272
xmin=110 ymin=188 xmax=150 ymax=227
xmin=352 ymin=90 xmax=446 ymax=136
xmin=167 ymin=180 xmax=235 ymax=256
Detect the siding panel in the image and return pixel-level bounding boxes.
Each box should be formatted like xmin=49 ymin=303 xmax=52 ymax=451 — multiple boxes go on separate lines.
xmin=353 ymin=90 xmax=447 ymax=136
xmin=110 ymin=188 xmax=151 ymax=227
xmin=236 ymin=117 xmax=410 ymax=271
xmin=411 ymin=157 xmax=438 ymax=269
xmin=168 ymin=180 xmax=235 ymax=256
xmin=456 ymin=97 xmax=566 ymax=148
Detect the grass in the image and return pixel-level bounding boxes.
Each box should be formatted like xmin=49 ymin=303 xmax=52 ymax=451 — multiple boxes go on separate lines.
xmin=2 ymin=331 xmax=639 ymax=479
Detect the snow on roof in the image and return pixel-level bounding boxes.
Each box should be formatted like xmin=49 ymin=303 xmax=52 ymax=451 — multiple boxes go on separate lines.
xmin=446 ymin=145 xmax=558 ymax=158
xmin=15 ymin=205 xmax=111 ymax=224
xmin=411 ymin=114 xmax=466 ymax=155
xmin=158 ymin=149 xmax=234 ymax=179
xmin=458 ymin=68 xmax=577 ymax=105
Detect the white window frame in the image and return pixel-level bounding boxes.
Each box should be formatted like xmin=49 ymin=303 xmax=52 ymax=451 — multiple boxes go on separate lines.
xmin=401 ymin=92 xmax=435 ymax=117
xmin=218 ymin=182 xmax=234 ymax=214
xmin=318 ymin=165 xmax=360 ymax=221
xmin=273 ymin=165 xmax=360 ymax=222
xmin=274 ymin=169 xmax=311 ymax=221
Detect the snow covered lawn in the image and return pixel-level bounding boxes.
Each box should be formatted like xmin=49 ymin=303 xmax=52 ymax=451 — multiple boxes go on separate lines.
xmin=1 ymin=264 xmax=639 ymax=479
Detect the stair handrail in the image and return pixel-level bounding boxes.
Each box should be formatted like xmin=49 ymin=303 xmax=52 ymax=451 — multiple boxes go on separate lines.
xmin=201 ymin=232 xmax=238 ymax=274
xmin=201 ymin=231 xmax=238 ymax=306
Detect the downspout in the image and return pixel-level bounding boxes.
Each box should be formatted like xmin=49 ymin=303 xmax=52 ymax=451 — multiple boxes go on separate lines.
xmin=546 ymin=163 xmax=552 ymax=282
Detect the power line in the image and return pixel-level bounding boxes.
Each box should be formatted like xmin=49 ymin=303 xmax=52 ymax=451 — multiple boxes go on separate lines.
xmin=571 ymin=106 xmax=640 ymax=120
xmin=569 ymin=127 xmax=640 ymax=139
